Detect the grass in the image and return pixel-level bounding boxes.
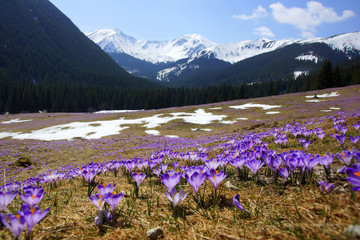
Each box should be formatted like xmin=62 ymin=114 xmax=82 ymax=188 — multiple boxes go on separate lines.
xmin=0 ymin=85 xmax=359 ymax=239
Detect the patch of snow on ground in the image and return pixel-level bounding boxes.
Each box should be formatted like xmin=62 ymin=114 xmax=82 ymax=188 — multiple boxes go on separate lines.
xmin=219 ymin=120 xmax=237 ymax=124
xmin=320 ymin=110 xmax=332 ymax=112
xmin=1 ymin=118 xmax=32 ymax=124
xmin=165 ymin=135 xmax=179 ymax=138
xmin=305 ymin=99 xmax=326 ymax=103
xmin=329 ymin=107 xmax=341 ymax=110
xmin=305 ymin=92 xmax=339 ymax=98
xmin=229 ymin=103 xmax=281 ymax=110
xmin=208 ymin=107 xmax=222 ymax=110
xmin=145 ymin=130 xmax=160 ymax=135
xmin=295 ymin=54 xmax=318 ymax=63
xmin=266 ymin=111 xmax=280 ymax=114
xmin=236 ymin=118 xmax=248 ymax=120
xmin=294 ymin=71 xmax=309 ymax=79
xmin=0 ymin=109 xmax=227 ymax=141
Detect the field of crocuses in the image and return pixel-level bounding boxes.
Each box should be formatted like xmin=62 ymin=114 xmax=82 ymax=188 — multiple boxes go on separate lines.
xmin=0 ymin=85 xmax=359 ymax=239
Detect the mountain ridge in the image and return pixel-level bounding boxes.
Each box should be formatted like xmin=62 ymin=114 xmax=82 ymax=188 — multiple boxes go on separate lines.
xmin=86 ymin=29 xmax=360 ymax=85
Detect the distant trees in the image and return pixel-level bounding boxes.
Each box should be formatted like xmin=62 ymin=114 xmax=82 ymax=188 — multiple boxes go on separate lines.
xmin=0 ymin=57 xmax=359 ymax=114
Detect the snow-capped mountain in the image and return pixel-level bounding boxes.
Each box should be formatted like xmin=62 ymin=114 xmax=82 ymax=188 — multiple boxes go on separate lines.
xmin=86 ymin=29 xmax=360 ymax=84
xmin=86 ymin=29 xmax=216 ymax=64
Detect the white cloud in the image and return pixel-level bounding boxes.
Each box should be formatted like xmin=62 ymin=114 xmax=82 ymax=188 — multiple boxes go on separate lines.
xmin=233 ymin=5 xmax=268 ymax=20
xmin=270 ymin=1 xmax=355 ymax=38
xmin=254 ymin=26 xmax=275 ymax=38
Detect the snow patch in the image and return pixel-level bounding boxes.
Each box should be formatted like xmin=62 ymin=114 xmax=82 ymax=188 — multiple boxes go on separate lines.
xmin=294 ymin=71 xmax=309 ymax=79
xmin=266 ymin=111 xmax=280 ymax=114
xmin=1 ymin=118 xmax=32 ymax=124
xmin=229 ymin=103 xmax=281 ymax=110
xmin=145 ymin=130 xmax=160 ymax=135
xmin=305 ymin=92 xmax=340 ymax=98
xmin=0 ymin=109 xmax=227 ymax=141
xmin=295 ymin=52 xmax=319 ymax=63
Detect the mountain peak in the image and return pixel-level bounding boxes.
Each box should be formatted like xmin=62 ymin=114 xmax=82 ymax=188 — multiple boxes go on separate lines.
xmin=86 ymin=29 xmax=216 ymax=63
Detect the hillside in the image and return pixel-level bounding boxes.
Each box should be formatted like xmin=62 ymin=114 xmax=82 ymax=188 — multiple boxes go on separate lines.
xmin=0 ymin=85 xmax=359 ymax=239
xmin=0 ymin=0 xmax=155 ymax=88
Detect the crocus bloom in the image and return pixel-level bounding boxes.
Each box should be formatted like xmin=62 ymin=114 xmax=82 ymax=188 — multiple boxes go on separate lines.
xmin=319 ymin=181 xmax=334 ymax=193
xmin=21 ymin=204 xmax=49 ymax=237
xmin=90 ymin=194 xmax=111 ymax=225
xmin=90 ymin=194 xmax=105 ymax=210
xmin=350 ymin=136 xmax=360 ymax=145
xmin=320 ymin=153 xmax=333 ymax=169
xmin=245 ymin=159 xmax=265 ymax=175
xmin=164 ymin=189 xmax=188 ymax=208
xmin=0 ymin=190 xmax=17 ymax=212
xmin=204 ymin=158 xmax=221 ymax=170
xmin=346 ymin=164 xmax=360 ymax=191
xmin=161 ymin=172 xmax=181 ymax=193
xmin=81 ymin=169 xmax=97 ymax=183
xmin=19 ymin=189 xmax=45 ymax=209
xmin=207 ymin=169 xmax=227 ymax=198
xmin=336 ymin=150 xmax=353 ymax=166
xmin=233 ymin=194 xmax=249 ymax=213
xmin=185 ymin=171 xmax=206 ymax=200
xmin=97 ymin=184 xmax=116 ymax=195
xmin=335 ymin=134 xmax=346 ymax=146
xmin=172 ymin=161 xmax=179 ymax=170
xmin=353 ymin=122 xmax=360 ymax=131
xmin=132 ymin=172 xmax=146 ymax=188
xmin=278 ymin=166 xmax=289 ymax=180
xmin=0 ymin=212 xmax=26 ymax=239
xmin=104 ymin=192 xmax=124 ymax=214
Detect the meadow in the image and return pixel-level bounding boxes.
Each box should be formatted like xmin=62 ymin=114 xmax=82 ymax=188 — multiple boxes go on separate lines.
xmin=0 ymin=85 xmax=359 ymax=240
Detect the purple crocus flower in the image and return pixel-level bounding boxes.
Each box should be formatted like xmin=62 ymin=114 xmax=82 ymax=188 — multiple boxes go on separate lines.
xmin=278 ymin=166 xmax=289 ymax=180
xmin=350 ymin=136 xmax=360 ymax=146
xmin=97 ymin=184 xmax=116 ymax=195
xmin=207 ymin=169 xmax=227 ymax=199
xmin=81 ymin=169 xmax=97 ymax=184
xmin=161 ymin=172 xmax=181 ymax=193
xmin=339 ymin=125 xmax=348 ymax=134
xmin=245 ymin=159 xmax=265 ymax=175
xmin=21 ymin=204 xmax=49 ymax=237
xmin=172 ymin=161 xmax=179 ymax=171
xmin=90 ymin=194 xmax=105 ymax=211
xmin=233 ymin=194 xmax=249 ymax=213
xmin=335 ymin=134 xmax=346 ymax=146
xmin=353 ymin=122 xmax=360 ymax=132
xmin=132 ymin=172 xmax=146 ymax=188
xmin=19 ymin=189 xmax=45 ymax=209
xmin=316 ymin=132 xmax=326 ymax=141
xmin=104 ymin=192 xmax=124 ymax=214
xmin=302 ymin=154 xmax=319 ymax=175
xmin=185 ymin=171 xmax=206 ymax=201
xmin=319 ymin=181 xmax=334 ymax=193
xmin=164 ymin=189 xmax=188 ymax=208
xmin=204 ymin=158 xmax=221 ymax=170
xmin=345 ymin=164 xmax=360 ymax=191
xmin=90 ymin=194 xmax=111 ymax=225
xmin=336 ymin=150 xmax=353 ymax=166
xmin=0 ymin=190 xmax=17 ymax=212
xmin=320 ymin=153 xmax=334 ymax=169
xmin=298 ymin=139 xmax=311 ymax=151
xmin=0 ymin=212 xmax=26 ymax=239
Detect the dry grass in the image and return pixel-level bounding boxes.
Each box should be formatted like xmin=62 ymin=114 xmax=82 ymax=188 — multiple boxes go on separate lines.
xmin=0 ymin=85 xmax=360 ymax=239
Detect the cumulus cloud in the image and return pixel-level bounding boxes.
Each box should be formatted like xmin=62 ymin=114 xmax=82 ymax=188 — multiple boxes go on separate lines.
xmin=254 ymin=26 xmax=275 ymax=38
xmin=270 ymin=1 xmax=355 ymax=38
xmin=233 ymin=5 xmax=268 ymax=20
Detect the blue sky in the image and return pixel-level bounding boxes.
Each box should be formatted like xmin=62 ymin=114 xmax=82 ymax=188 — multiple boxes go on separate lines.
xmin=49 ymin=0 xmax=359 ymax=44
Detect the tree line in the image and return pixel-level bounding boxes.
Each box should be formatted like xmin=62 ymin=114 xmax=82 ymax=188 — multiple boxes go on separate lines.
xmin=0 ymin=58 xmax=359 ymax=114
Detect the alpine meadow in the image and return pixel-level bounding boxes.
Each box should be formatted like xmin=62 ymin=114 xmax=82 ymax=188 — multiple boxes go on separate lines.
xmin=0 ymin=0 xmax=360 ymax=239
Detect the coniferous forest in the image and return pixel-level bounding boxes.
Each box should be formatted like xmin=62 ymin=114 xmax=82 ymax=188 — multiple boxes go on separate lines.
xmin=0 ymin=58 xmax=359 ymax=113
